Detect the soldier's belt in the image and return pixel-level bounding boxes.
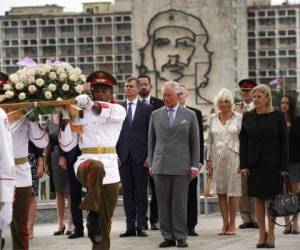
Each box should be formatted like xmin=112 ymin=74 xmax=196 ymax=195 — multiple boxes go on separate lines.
xmin=14 ymin=157 xmax=28 ymax=165
xmin=81 ymin=147 xmax=116 ymax=154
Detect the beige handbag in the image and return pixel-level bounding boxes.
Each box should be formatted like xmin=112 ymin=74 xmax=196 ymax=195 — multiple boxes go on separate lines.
xmin=204 ymin=174 xmax=212 ymax=197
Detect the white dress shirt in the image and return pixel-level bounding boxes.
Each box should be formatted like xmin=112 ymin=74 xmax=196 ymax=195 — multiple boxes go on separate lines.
xmin=126 ymin=97 xmax=138 ymax=120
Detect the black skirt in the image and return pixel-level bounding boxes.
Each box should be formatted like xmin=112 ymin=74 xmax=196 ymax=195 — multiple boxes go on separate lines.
xmin=248 ymin=155 xmax=281 ymax=199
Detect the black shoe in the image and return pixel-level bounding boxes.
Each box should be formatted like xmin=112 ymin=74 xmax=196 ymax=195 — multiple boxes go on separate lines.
xmin=177 ymin=239 xmax=188 ymax=248
xmin=251 ymin=222 xmax=259 ymax=229
xmin=136 ymin=228 xmax=147 ymax=237
xmin=188 ymin=228 xmax=198 ymax=236
xmin=239 ymin=222 xmax=253 ymax=229
xmin=151 ymin=223 xmax=159 ymax=230
xmin=65 ymin=230 xmax=72 ymax=235
xmin=265 ymin=243 xmax=275 ymax=248
xmin=1 ymin=238 xmax=4 ymax=250
xmin=119 ymin=229 xmax=136 ymax=237
xmin=68 ymin=230 xmax=84 ymax=239
xmin=158 ymin=239 xmax=176 ymax=248
xmin=256 ymin=243 xmax=265 ymax=248
xmin=53 ymin=225 xmax=66 ymax=236
xmin=86 ymin=211 xmax=101 ymax=245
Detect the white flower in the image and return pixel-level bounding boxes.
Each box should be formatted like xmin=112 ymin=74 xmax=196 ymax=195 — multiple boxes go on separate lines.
xmin=44 ymin=91 xmax=52 ymax=99
xmin=56 ymin=97 xmax=63 ymax=101
xmin=48 ymin=83 xmax=57 ymax=92
xmin=26 ymin=69 xmax=36 ymax=77
xmin=27 ymin=76 xmax=35 ymax=84
xmin=74 ymin=67 xmax=82 ymax=75
xmin=43 ymin=65 xmax=51 ymax=73
xmin=36 ymin=78 xmax=45 ymax=87
xmin=9 ymin=74 xmax=19 ymax=83
xmin=80 ymin=74 xmax=86 ymax=82
xmin=0 ymin=95 xmax=6 ymax=102
xmin=28 ymin=85 xmax=37 ymax=93
xmin=3 ymin=84 xmax=11 ymax=91
xmin=75 ymin=85 xmax=83 ymax=94
xmin=59 ymin=73 xmax=67 ymax=81
xmin=62 ymin=84 xmax=70 ymax=91
xmin=18 ymin=92 xmax=26 ymax=100
xmin=18 ymin=73 xmax=27 ymax=82
xmin=49 ymin=72 xmax=57 ymax=80
xmin=5 ymin=91 xmax=14 ymax=99
xmin=69 ymin=74 xmax=78 ymax=82
xmin=15 ymin=82 xmax=24 ymax=90
xmin=38 ymin=69 xmax=46 ymax=76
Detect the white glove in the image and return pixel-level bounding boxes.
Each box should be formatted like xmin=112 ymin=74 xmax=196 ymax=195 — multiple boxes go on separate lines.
xmin=60 ymin=109 xmax=70 ymax=120
xmin=75 ymin=94 xmax=93 ymax=109
xmin=0 ymin=203 xmax=12 ymax=230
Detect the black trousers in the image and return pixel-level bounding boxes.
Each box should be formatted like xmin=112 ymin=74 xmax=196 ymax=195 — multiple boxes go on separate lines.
xmin=149 ymin=175 xmax=159 ymax=224
xmin=65 ymin=146 xmax=84 ymax=233
xmin=187 ymin=176 xmax=198 ymax=229
xmin=119 ymin=155 xmax=148 ymax=230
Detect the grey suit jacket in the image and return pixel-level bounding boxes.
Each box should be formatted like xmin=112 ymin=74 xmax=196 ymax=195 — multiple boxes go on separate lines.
xmin=148 ymin=105 xmax=200 ymax=175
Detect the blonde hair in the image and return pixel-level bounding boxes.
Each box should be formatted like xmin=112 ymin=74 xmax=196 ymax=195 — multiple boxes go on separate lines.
xmin=251 ymin=84 xmax=273 ymax=112
xmin=214 ymin=88 xmax=235 ymax=111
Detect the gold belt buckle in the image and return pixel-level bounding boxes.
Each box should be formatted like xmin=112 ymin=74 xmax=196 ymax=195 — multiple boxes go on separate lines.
xmin=96 ymin=146 xmax=103 ymax=154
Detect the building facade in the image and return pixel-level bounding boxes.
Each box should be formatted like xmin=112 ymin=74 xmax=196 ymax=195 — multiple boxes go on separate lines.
xmin=0 ymin=1 xmax=132 ymax=99
xmin=248 ymin=3 xmax=300 ymax=92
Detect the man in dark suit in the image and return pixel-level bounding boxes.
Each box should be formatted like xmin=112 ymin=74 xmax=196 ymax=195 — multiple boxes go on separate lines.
xmin=148 ymin=81 xmax=200 ymax=248
xmin=138 ymin=74 xmax=164 ymax=230
xmin=178 ymin=86 xmax=204 ymax=236
xmin=117 ymin=77 xmax=152 ymax=237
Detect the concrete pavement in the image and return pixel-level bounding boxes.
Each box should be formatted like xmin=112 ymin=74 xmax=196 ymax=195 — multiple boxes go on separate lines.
xmin=2 ymin=214 xmax=300 ymax=250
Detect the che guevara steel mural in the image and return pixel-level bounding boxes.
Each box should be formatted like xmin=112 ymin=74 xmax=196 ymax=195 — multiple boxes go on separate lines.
xmin=136 ymin=9 xmax=213 ymax=104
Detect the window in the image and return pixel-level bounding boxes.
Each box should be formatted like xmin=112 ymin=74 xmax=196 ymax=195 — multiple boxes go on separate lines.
xmin=248 ymin=12 xmax=255 ymax=17
xmin=259 ymin=51 xmax=266 ymax=56
xmin=115 ymin=16 xmax=122 ymax=22
xmin=288 ymin=50 xmax=296 ymax=55
xmin=279 ymin=50 xmax=286 ymax=56
xmin=279 ymin=10 xmax=286 ymax=16
xmin=29 ymin=20 xmax=36 ymax=26
xmin=104 ymin=17 xmax=111 ymax=23
xmin=67 ymin=19 xmax=74 ymax=24
xmin=288 ymin=30 xmax=296 ymax=35
xmin=268 ymin=51 xmax=276 ymax=56
xmin=267 ymin=11 xmax=275 ymax=16
xmin=279 ymin=30 xmax=286 ymax=36
xmin=258 ymin=11 xmax=265 ymax=17
xmin=123 ymin=16 xmax=131 ymax=22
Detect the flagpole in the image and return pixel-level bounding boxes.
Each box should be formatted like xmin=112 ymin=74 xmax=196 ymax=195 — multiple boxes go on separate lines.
xmin=282 ymin=77 xmax=285 ymax=96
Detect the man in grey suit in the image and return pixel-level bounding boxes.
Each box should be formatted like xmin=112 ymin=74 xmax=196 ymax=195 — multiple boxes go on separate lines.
xmin=148 ymin=81 xmax=200 ymax=248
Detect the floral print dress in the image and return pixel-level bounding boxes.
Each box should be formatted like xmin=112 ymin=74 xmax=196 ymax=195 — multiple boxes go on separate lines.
xmin=206 ymin=112 xmax=242 ymax=197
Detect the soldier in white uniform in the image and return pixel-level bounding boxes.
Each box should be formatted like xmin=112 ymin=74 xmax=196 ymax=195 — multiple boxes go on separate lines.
xmin=235 ymin=79 xmax=258 ymax=229
xmin=0 ymin=107 xmax=15 ymax=250
xmin=10 ymin=117 xmax=48 ymax=250
xmin=59 ymin=71 xmax=126 ymax=250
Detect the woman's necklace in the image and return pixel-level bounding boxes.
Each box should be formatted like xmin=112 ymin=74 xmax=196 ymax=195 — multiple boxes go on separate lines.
xmin=219 ymin=112 xmax=232 ymax=125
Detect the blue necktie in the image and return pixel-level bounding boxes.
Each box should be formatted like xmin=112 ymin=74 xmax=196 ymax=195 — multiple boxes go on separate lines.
xmin=127 ymin=102 xmax=133 ymax=127
xmin=168 ymin=109 xmax=175 ymax=127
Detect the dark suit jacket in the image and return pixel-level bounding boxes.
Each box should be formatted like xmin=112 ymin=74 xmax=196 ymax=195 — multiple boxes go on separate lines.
xmin=240 ymin=110 xmax=289 ymax=171
xmin=150 ymin=96 xmax=164 ymax=111
xmin=289 ymin=116 xmax=300 ymax=164
xmin=187 ymin=106 xmax=204 ymax=164
xmin=117 ymin=100 xmax=152 ymax=164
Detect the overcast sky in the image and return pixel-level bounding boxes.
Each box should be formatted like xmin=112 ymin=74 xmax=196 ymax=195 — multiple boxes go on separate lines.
xmin=0 ymin=0 xmax=298 ymax=15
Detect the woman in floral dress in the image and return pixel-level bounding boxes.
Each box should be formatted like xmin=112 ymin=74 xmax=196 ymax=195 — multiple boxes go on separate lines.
xmin=206 ymin=89 xmax=242 ymax=235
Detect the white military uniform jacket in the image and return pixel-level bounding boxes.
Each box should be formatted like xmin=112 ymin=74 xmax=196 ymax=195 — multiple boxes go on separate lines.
xmin=59 ymin=102 xmax=126 ymax=185
xmin=11 ymin=118 xmax=49 ymax=187
xmin=0 ymin=108 xmax=15 ymax=203
xmin=234 ymin=101 xmax=254 ymax=114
